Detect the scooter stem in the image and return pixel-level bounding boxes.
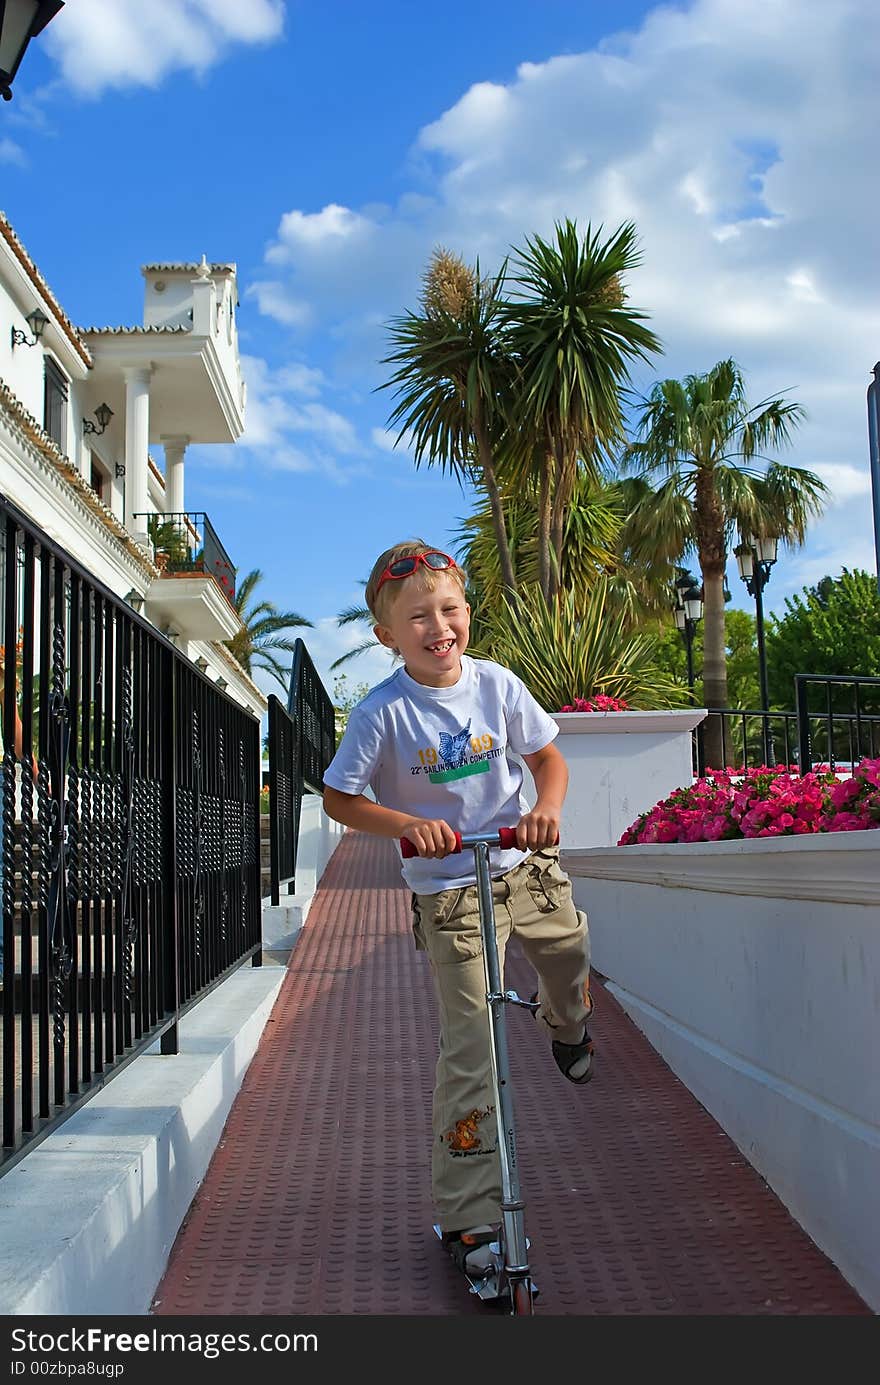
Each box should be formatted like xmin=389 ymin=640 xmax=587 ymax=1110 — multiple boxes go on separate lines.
xmin=472 ymin=840 xmax=531 ymax=1281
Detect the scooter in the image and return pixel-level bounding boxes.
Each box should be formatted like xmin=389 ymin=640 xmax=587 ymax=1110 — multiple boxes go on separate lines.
xmin=401 ymin=826 xmax=548 ymax=1316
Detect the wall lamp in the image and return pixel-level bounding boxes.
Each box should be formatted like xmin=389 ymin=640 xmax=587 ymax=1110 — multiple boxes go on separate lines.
xmin=11 ymin=307 xmax=49 ymax=349
xmin=83 ymin=401 xmax=113 ymax=436
xmin=216 ymin=677 xmax=228 ymax=691
xmin=124 ymin=589 xmax=144 ymax=613
xmin=195 ymin=656 xmax=208 ymax=672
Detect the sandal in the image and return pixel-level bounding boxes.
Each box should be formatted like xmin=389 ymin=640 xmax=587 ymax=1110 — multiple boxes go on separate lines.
xmin=442 ymin=1225 xmax=499 ymax=1277
xmin=552 ymin=1028 xmax=594 ymax=1084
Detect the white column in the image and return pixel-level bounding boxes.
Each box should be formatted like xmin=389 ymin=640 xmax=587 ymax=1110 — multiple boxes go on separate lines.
xmin=123 ymin=365 xmax=152 ymax=544
xmin=162 ymin=435 xmax=189 ymax=516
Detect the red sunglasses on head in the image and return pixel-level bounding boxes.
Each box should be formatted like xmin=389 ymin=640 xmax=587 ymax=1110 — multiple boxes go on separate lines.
xmin=375 ymin=550 xmax=458 ymax=595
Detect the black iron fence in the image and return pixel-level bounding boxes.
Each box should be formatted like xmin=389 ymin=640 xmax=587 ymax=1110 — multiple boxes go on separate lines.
xmin=693 ymin=674 xmax=880 ymax=775
xmin=138 ymin=511 xmax=236 ymax=606
xmin=794 ymin=673 xmax=880 ymax=774
xmin=267 ymin=639 xmax=336 ymax=905
xmin=1 ymin=495 xmax=261 ymax=1176
xmin=694 ymin=709 xmax=798 ymax=775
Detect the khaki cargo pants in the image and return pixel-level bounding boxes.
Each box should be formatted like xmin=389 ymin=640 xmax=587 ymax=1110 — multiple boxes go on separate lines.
xmin=411 ymin=845 xmax=592 ymax=1235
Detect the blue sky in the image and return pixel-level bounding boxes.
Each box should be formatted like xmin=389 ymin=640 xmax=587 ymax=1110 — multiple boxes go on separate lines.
xmin=2 ymin=0 xmax=878 ymax=699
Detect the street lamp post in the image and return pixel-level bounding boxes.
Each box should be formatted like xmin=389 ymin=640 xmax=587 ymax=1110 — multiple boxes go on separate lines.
xmin=673 ymin=573 xmax=703 ymax=705
xmin=868 ymin=361 xmax=880 ymax=598
xmin=735 ymin=532 xmax=778 ymax=766
xmin=0 ymin=1 xmax=64 ymax=101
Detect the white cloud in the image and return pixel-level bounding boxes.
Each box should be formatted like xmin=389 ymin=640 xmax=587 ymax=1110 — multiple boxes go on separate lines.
xmin=214 ymin=354 xmax=365 ymax=482
xmin=253 ymin=0 xmax=879 ymax=577
xmin=300 ymin=614 xmax=397 ymax=698
xmin=811 ymin=463 xmax=873 ymax=506
xmin=771 ymin=528 xmax=879 ymax=604
xmin=267 ymin=204 xmax=373 ymax=261
xmin=289 ymin=402 xmax=358 ymax=453
xmin=276 ymin=363 xmax=326 ymax=397
xmin=247 ymin=281 xmax=312 ymax=328
xmin=372 ymin=426 xmax=416 ymax=455
xmin=0 ymin=139 xmax=26 ymax=166
xmin=44 ymin=0 xmax=285 ymax=96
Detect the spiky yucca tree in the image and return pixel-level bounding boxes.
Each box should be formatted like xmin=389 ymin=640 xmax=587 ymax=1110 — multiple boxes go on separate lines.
xmin=468 ymin=577 xmax=680 ymax=711
xmin=501 ymin=220 xmax=662 ymax=599
xmin=381 ymin=248 xmax=518 ymax=595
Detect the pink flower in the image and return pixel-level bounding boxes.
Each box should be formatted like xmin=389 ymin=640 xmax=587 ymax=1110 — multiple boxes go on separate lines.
xmin=618 ymin=756 xmax=880 ymax=846
xmin=559 ymin=694 xmax=630 ymax=713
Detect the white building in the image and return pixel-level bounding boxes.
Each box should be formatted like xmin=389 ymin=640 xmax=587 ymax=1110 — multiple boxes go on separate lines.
xmin=0 ymin=211 xmax=267 ymax=720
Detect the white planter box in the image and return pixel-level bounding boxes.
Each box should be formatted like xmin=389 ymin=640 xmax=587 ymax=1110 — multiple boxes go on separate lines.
xmin=565 ymin=830 xmax=880 ymax=1311
xmin=546 ymin=708 xmax=707 ymax=849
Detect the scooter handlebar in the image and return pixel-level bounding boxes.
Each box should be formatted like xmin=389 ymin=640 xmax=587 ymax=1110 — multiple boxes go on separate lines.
xmin=400 ymin=826 xmax=556 ymax=858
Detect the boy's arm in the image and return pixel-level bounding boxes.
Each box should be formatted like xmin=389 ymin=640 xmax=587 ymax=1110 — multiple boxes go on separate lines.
xmin=322 ymin=786 xmax=458 ymax=858
xmin=518 ymin=741 xmax=568 ymax=850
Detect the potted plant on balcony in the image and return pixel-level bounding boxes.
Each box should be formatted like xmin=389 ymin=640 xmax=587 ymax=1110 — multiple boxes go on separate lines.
xmin=147 ymin=516 xmax=189 ymax=571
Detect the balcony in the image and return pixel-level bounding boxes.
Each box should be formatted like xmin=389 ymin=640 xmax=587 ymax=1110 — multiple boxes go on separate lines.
xmin=136 ymin=511 xmax=242 ymax=642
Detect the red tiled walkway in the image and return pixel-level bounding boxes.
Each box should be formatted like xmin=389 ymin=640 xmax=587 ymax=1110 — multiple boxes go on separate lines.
xmin=152 ymin=831 xmax=869 ymax=1316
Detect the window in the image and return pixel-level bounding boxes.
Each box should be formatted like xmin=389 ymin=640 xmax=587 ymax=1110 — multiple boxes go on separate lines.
xmin=89 ymin=451 xmax=108 ymax=504
xmin=43 ymin=357 xmax=68 ymax=452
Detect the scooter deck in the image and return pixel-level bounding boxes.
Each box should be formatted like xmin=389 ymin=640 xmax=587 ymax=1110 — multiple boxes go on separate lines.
xmin=433 ymin=1224 xmax=538 ymax=1303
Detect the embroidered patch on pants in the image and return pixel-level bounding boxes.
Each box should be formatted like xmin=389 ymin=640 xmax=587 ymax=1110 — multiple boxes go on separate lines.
xmin=442 ymin=1106 xmax=496 ymax=1157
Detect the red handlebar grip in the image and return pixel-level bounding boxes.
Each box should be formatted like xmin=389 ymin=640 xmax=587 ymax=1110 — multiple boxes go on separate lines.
xmin=498 ymin=828 xmax=560 ymax=848
xmin=400 ymin=828 xmax=559 ymax=857
xmin=400 ymin=832 xmax=463 ymax=858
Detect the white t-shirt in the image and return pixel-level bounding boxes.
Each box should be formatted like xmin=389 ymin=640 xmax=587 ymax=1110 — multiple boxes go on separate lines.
xmin=323 ymin=655 xmax=559 ymax=893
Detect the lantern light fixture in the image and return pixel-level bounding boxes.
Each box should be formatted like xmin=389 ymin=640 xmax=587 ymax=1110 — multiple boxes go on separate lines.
xmin=11 ymin=306 xmax=49 ymax=349
xmin=83 ymin=401 xmax=113 ymax=436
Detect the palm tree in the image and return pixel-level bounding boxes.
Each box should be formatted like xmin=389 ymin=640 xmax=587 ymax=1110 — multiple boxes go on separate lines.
xmin=224 ymin=568 xmax=312 ymax=693
xmin=380 ymin=248 xmax=518 ymax=595
xmin=626 ymin=358 xmax=827 ymax=766
xmin=501 ymin=220 xmax=662 ymax=599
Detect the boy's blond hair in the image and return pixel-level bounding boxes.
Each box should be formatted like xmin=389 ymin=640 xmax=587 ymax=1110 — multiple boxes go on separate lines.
xmin=365 ymin=539 xmax=467 ymax=628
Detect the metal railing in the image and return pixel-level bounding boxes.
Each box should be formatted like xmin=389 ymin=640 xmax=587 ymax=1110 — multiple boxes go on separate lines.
xmin=1 ymin=495 xmax=261 ymax=1176
xmin=795 ymin=674 xmax=880 ymax=774
xmin=693 ymin=676 xmax=880 ymax=775
xmin=267 ymin=639 xmax=336 ymax=905
xmin=694 ymin=709 xmax=799 ymax=775
xmin=137 ymin=511 xmax=237 ymax=606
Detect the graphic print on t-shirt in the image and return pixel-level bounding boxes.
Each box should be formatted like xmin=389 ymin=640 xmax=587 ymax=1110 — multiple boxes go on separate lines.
xmin=408 ymin=716 xmax=504 ymax=784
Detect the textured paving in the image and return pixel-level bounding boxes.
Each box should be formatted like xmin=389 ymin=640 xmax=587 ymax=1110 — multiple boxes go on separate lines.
xmin=152 ymin=831 xmax=870 ymax=1316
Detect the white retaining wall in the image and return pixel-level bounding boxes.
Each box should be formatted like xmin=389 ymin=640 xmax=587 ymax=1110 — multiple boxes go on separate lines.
xmin=566 ymin=830 xmax=880 ymax=1312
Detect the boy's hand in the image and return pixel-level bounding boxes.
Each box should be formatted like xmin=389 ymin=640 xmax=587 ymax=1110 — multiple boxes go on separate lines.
xmin=400 ymin=817 xmax=458 ymax=859
xmin=515 ymin=804 xmax=561 ymax=851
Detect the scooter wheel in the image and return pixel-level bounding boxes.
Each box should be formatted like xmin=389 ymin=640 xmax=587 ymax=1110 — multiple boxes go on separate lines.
xmin=510 ymin=1278 xmax=534 ymax=1316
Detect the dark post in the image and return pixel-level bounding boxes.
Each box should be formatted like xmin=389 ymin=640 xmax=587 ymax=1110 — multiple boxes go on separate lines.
xmin=798 ymin=673 xmax=814 ymax=775
xmin=753 ymin=573 xmax=772 ymax=765
xmin=868 ymin=363 xmax=880 ymax=599
xmin=160 ymin=646 xmax=179 ymax=1056
xmin=684 ymin=625 xmax=695 ymax=704
xmin=268 ymin=695 xmax=281 ymax=908
xmin=735 ymin=536 xmax=777 ymax=767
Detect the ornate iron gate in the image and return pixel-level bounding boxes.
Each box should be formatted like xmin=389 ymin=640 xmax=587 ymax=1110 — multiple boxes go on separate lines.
xmin=0 ymin=495 xmax=261 ymax=1175
xmin=267 ymin=638 xmax=335 ymax=905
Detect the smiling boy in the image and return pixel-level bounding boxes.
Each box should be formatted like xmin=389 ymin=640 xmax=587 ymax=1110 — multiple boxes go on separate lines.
xmin=322 ymin=540 xmax=594 ymax=1277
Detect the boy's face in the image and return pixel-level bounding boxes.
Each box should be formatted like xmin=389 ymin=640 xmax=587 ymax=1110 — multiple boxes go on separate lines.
xmin=373 ymin=571 xmax=470 ymax=687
